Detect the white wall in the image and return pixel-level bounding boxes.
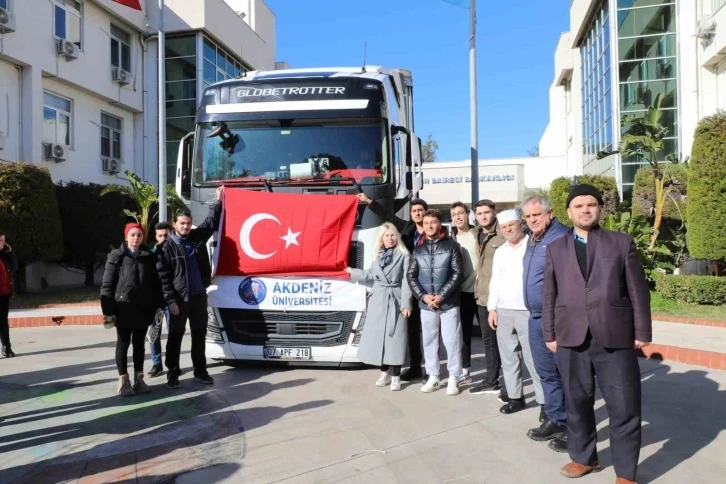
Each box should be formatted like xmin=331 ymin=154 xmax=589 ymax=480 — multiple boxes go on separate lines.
xmin=0 ymin=59 xmax=21 ymax=161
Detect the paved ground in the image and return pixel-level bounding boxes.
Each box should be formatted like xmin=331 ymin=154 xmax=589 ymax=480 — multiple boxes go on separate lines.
xmin=0 ymin=326 xmax=724 ymax=484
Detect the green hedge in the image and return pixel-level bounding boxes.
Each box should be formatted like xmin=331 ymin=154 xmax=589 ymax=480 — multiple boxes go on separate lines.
xmin=547 ymin=175 xmax=619 ymax=227
xmin=687 ymin=112 xmax=726 ymax=261
xmin=655 ymin=274 xmax=726 ymax=305
xmin=548 ymin=177 xmax=573 ymax=227
xmin=0 ymin=162 xmax=63 ymax=264
xmin=632 ymin=166 xmax=687 ymax=221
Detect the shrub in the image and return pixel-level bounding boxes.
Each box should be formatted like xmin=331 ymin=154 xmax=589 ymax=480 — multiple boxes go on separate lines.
xmin=687 ymin=112 xmax=726 ymax=261
xmin=548 ymin=177 xmax=572 ymax=227
xmin=632 ymin=166 xmax=687 ymax=221
xmin=55 ymin=182 xmax=130 ymax=286
xmin=577 ymin=174 xmax=621 ymax=219
xmin=0 ymin=162 xmax=63 ymax=264
xmin=655 ymin=274 xmax=726 ymax=305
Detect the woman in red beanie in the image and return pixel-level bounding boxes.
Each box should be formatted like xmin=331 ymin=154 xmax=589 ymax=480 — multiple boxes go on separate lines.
xmin=100 ymin=223 xmax=163 ymax=396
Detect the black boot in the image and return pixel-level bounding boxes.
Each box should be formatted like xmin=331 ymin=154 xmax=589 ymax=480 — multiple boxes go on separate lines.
xmin=2 ymin=346 xmax=15 ymax=358
xmin=548 ymin=434 xmax=568 ymax=453
xmin=526 ymin=420 xmax=566 ymax=442
xmin=539 ymin=405 xmax=546 ymax=423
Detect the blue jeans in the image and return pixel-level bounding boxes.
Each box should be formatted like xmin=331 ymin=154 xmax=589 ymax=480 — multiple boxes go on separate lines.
xmin=528 ymin=315 xmax=567 ymax=427
xmin=149 ymin=307 xmax=170 ymax=367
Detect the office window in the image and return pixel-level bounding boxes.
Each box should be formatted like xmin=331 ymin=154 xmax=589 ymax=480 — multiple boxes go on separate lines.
xmin=101 ymin=113 xmax=122 ymax=159
xmin=54 ymin=0 xmax=82 ymax=48
xmin=110 ymin=24 xmax=131 ymax=72
xmin=202 ymin=36 xmax=245 ymax=88
xmin=0 ymin=0 xmax=10 ymax=11
xmin=43 ymin=91 xmax=72 ymax=146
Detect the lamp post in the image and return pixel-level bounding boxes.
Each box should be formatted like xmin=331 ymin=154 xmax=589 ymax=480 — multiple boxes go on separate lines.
xmin=469 ymin=0 xmax=479 ymax=205
xmin=158 ymin=0 xmax=167 ymax=222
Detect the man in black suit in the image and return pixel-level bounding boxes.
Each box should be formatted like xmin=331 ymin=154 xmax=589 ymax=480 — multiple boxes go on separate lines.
xmin=542 ymin=184 xmax=652 ymax=484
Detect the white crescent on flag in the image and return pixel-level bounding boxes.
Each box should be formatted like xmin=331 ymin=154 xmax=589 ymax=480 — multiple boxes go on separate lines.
xmin=239 ymin=213 xmax=280 ymax=260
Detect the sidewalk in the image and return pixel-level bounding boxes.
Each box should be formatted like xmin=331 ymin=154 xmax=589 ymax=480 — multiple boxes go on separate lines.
xmin=1 ymin=325 xmax=725 ymax=484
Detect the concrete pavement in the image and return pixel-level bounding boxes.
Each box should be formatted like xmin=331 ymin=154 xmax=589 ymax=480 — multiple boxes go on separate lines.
xmin=0 ymin=326 xmax=725 ymax=483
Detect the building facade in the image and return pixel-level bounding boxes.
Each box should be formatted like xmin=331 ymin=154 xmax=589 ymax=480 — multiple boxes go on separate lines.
xmin=540 ymin=0 xmax=723 ymax=198
xmin=420 ymin=155 xmax=568 ymax=220
xmin=0 ymin=0 xmax=276 ymax=289
xmin=0 ymin=0 xmax=275 ymax=186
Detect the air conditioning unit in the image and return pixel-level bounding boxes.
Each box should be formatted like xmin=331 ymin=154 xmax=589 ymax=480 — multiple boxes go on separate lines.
xmin=112 ymin=66 xmax=132 ymax=85
xmin=56 ymin=38 xmax=78 ymax=60
xmin=44 ymin=143 xmax=67 ymax=162
xmin=0 ymin=7 xmax=15 ymax=34
xmin=102 ymin=157 xmax=120 ymax=174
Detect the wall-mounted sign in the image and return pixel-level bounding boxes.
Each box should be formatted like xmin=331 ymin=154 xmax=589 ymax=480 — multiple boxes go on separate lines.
xmin=423 ymin=174 xmax=516 ymax=185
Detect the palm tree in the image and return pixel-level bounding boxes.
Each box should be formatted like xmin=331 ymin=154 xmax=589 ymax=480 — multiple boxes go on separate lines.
xmin=101 ymin=170 xmax=186 ymax=242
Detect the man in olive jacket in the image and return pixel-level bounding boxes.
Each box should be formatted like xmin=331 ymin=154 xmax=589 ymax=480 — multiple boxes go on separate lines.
xmin=468 ymin=200 xmax=507 ymax=395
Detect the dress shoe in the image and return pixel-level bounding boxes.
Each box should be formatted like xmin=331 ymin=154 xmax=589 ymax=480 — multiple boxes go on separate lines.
xmin=548 ymin=434 xmax=568 ymax=453
xmin=560 ymin=461 xmax=601 ymax=478
xmin=527 ymin=419 xmax=566 ymax=441
xmin=615 ymin=478 xmax=638 ymax=484
xmin=499 ymin=397 xmax=526 ymax=414
xmin=539 ymin=405 xmax=546 ymax=423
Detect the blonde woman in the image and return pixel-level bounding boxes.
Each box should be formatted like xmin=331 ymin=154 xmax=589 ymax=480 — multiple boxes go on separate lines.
xmin=345 ymin=223 xmax=413 ymax=391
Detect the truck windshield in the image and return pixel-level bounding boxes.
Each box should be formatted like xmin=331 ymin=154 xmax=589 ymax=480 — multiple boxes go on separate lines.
xmin=194 ymin=119 xmax=388 ymax=186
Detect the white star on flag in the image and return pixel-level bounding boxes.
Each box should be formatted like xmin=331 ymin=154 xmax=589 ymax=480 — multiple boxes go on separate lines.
xmin=280 ymin=228 xmax=301 ymax=249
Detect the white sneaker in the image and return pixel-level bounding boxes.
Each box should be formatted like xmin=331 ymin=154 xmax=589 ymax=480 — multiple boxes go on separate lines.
xmin=376 ymin=372 xmax=392 ymax=387
xmin=421 ymin=375 xmax=441 ymax=393
xmin=391 ymin=376 xmax=401 ymax=391
xmin=447 ymin=376 xmax=460 ymax=396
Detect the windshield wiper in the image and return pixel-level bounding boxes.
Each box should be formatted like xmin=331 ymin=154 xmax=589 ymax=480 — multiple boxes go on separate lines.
xmin=220 ymin=176 xmax=273 ymax=192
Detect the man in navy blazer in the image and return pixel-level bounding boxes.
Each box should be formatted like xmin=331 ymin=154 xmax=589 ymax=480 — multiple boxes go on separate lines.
xmin=542 ymin=184 xmax=652 ymax=484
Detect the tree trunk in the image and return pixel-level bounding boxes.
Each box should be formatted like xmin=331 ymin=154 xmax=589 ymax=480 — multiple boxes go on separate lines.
xmin=648 ymin=166 xmax=665 ymax=251
xmin=84 ymin=262 xmax=95 ymax=286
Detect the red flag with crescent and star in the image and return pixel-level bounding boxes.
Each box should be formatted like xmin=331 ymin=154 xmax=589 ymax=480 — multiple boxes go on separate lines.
xmin=215 ymin=189 xmax=359 ymax=278
xmin=112 ymin=0 xmax=143 ymax=11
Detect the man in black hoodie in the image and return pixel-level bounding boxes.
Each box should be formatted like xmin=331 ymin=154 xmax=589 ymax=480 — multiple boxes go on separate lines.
xmin=156 ymin=187 xmax=222 ymax=389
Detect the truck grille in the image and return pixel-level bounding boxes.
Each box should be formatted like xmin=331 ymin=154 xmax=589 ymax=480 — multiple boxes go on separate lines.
xmin=219 ymin=309 xmax=357 ymax=347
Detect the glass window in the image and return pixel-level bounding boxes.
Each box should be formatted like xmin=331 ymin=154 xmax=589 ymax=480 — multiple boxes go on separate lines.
xmin=619 ymin=58 xmax=675 ymax=83
xmin=101 ymin=113 xmax=122 ymax=160
xmin=618 ymin=5 xmax=675 ymax=38
xmin=54 ymin=0 xmax=82 ymax=48
xmin=167 ymin=117 xmax=195 ymax=141
xmin=110 ymin=24 xmax=131 ymax=72
xmin=166 ymin=99 xmax=196 ymax=118
xmin=165 ymin=35 xmax=196 ymax=58
xmin=203 ymin=60 xmax=216 ymax=85
xmin=203 ymin=37 xmax=216 ymax=61
xmin=0 ymin=0 xmax=8 ymax=10
xmin=165 ymin=56 xmax=196 ymax=82
xmin=43 ymin=91 xmax=72 ymax=146
xmin=618 ymin=0 xmax=673 ymax=8
xmin=217 ymin=49 xmax=227 ymax=74
xmin=619 ymin=33 xmax=675 ymax=61
xmin=165 ymin=80 xmax=197 ymax=101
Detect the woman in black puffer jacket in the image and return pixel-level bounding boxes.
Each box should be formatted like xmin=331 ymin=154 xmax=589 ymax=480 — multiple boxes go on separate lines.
xmin=101 ymin=223 xmax=163 ymax=397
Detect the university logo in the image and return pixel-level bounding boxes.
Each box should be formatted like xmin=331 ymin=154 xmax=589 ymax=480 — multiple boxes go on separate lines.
xmin=238 ymin=277 xmax=267 ymax=305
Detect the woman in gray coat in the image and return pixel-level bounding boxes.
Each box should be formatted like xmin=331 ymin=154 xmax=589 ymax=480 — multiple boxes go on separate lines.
xmin=345 ymin=222 xmax=413 ymax=391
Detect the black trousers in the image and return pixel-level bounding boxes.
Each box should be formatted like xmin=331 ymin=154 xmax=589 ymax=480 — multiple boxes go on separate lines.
xmin=0 ymin=294 xmax=10 ymax=349
xmin=460 ymin=292 xmax=478 ymax=369
xmin=478 ymin=305 xmax=501 ymax=385
xmin=558 ymin=334 xmax=642 ymax=481
xmin=165 ymin=293 xmax=209 ymax=377
xmin=116 ymin=327 xmax=146 ymax=375
xmin=406 ymin=305 xmax=422 ymax=368
xmin=381 ymin=365 xmax=401 ymax=376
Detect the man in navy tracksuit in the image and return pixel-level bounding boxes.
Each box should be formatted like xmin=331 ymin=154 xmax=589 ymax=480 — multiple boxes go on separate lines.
xmin=521 ymin=196 xmax=570 ymax=453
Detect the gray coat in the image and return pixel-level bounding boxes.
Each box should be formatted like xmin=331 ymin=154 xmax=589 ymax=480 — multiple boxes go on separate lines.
xmin=350 ymin=251 xmax=413 ymax=366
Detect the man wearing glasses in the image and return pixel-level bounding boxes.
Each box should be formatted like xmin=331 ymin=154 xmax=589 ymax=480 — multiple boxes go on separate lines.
xmin=521 ymin=196 xmax=570 ymax=452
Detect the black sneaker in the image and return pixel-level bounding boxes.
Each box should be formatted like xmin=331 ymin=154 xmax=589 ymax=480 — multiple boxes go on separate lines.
xmin=468 ymin=381 xmax=501 ymax=395
xmin=400 ymin=367 xmax=423 ymax=382
xmin=499 ymin=398 xmax=526 ymax=414
xmin=167 ymin=372 xmax=180 ymax=389
xmin=539 ymin=405 xmax=547 ymax=423
xmin=2 ymin=346 xmax=15 ymax=358
xmin=147 ymin=364 xmax=164 ymax=378
xmin=194 ymin=373 xmax=214 ymax=385
xmin=548 ymin=435 xmax=568 ymax=453
xmin=526 ymin=420 xmax=566 ymax=442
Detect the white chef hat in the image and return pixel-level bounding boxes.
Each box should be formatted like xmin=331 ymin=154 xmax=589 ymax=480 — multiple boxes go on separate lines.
xmin=496 ymin=209 xmax=520 ymax=225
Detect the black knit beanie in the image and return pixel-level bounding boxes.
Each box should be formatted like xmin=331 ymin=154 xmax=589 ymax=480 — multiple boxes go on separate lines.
xmin=566 ymin=184 xmax=604 ymax=209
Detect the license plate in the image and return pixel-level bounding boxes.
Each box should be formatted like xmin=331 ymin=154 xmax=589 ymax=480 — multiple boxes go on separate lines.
xmin=263 ymin=346 xmax=312 ymax=360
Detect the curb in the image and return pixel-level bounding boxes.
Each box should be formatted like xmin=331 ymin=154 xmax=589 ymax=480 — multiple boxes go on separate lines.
xmin=9 ymin=315 xmax=103 ymax=328
xmin=638 ymin=344 xmax=726 ymax=371
xmin=652 ymin=314 xmax=726 ymax=328
xmin=9 ymin=301 xmax=101 ymax=310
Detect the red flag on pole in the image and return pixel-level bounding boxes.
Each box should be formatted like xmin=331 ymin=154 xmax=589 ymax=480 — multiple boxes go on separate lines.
xmin=112 ymin=0 xmax=143 ymax=10
xmin=215 ymin=189 xmax=358 ymax=278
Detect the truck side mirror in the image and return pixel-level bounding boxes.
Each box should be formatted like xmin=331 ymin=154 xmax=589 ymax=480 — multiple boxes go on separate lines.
xmin=176 ymin=132 xmax=194 ymax=202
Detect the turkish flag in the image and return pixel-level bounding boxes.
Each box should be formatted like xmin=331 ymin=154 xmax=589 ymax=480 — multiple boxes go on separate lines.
xmin=112 ymin=0 xmax=143 ymax=11
xmin=215 ymin=189 xmax=358 ymax=278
